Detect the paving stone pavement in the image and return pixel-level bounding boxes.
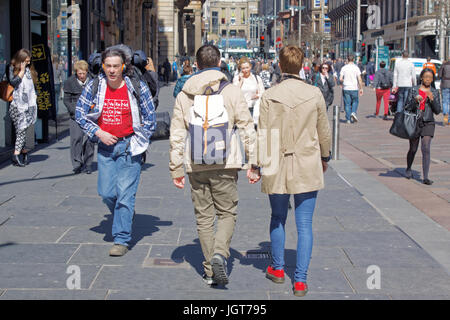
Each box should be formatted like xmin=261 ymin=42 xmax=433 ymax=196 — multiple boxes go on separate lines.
xmin=0 ymin=83 xmax=449 ymax=300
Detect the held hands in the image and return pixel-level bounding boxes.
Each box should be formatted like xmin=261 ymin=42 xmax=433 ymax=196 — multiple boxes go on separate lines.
xmin=247 ymin=168 xmax=261 ymax=184
xmin=322 ymin=160 xmax=328 ymax=173
xmin=173 ymin=176 xmax=185 ymax=189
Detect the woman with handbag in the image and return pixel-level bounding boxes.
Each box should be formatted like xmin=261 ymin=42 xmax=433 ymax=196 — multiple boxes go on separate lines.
xmin=8 ymin=49 xmax=38 ymax=167
xmin=404 ymin=68 xmax=441 ymax=185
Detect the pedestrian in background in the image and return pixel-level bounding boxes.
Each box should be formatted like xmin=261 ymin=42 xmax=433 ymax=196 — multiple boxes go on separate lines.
xmin=233 ymin=56 xmax=265 ymax=126
xmin=76 ymin=47 xmax=156 ymax=257
xmin=259 ymin=63 xmax=272 ymax=89
xmin=392 ymin=51 xmax=416 ymax=112
xmin=7 ymin=49 xmax=38 ymax=167
xmin=169 ymin=44 xmax=257 ymax=286
xmin=253 ymin=45 xmax=331 ymax=297
xmin=313 ymin=62 xmax=335 ymax=111
xmin=404 ymin=68 xmax=441 ymax=185
xmin=63 ymin=60 xmax=95 ymax=174
xmin=173 ymin=63 xmax=193 ymax=98
xmin=172 ymin=59 xmax=178 ymax=81
xmin=163 ymin=58 xmax=171 ymax=85
xmin=365 ymin=58 xmax=376 ymax=87
xmin=372 ymin=61 xmax=393 ymax=120
xmin=438 ymin=56 xmax=450 ymax=126
xmin=52 ymin=55 xmax=65 ymax=115
xmin=423 ymin=57 xmax=437 ymax=75
xmin=340 ymin=55 xmax=364 ymax=124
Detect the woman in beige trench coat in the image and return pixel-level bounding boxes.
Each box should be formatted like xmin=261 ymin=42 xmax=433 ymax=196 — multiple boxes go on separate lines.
xmin=248 ymin=46 xmax=332 ymax=297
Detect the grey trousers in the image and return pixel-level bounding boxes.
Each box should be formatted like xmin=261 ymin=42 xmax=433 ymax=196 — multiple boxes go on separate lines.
xmin=70 ymin=119 xmax=95 ymax=170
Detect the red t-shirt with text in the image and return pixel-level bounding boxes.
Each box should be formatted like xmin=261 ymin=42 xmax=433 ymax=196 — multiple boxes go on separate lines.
xmin=98 ymin=83 xmax=134 ymax=138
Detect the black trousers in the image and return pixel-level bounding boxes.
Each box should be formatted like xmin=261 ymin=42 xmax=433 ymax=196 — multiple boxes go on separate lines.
xmin=70 ymin=119 xmax=95 ymax=170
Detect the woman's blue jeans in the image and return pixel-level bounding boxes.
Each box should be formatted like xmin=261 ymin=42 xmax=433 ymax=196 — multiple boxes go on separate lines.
xmin=97 ymin=138 xmax=142 ymax=246
xmin=269 ymin=191 xmax=318 ymax=283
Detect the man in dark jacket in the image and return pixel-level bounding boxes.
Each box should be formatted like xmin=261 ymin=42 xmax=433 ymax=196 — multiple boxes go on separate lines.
xmin=63 ymin=60 xmax=95 ymax=174
xmin=371 ymin=61 xmax=393 ymax=120
xmin=438 ymin=57 xmax=450 ymax=125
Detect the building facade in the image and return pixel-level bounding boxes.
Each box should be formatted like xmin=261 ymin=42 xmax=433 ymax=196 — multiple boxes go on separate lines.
xmin=329 ymin=0 xmax=441 ymax=61
xmin=0 ymin=0 xmax=206 ymax=163
xmin=361 ymin=0 xmax=442 ymax=60
xmin=207 ymin=0 xmax=259 ymax=48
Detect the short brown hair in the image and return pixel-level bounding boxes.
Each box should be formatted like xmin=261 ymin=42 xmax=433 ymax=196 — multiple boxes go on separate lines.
xmin=196 ymin=45 xmax=221 ymax=70
xmin=74 ymin=60 xmax=89 ymax=72
xmin=262 ymin=63 xmax=269 ymax=71
xmin=279 ymin=46 xmax=304 ymax=75
xmin=183 ymin=64 xmax=193 ymax=75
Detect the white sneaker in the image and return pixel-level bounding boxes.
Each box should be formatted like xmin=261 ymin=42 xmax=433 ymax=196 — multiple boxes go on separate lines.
xmin=351 ymin=113 xmax=358 ymax=123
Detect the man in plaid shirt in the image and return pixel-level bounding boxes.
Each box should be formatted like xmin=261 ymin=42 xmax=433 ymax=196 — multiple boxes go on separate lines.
xmin=76 ymin=46 xmax=156 ymax=256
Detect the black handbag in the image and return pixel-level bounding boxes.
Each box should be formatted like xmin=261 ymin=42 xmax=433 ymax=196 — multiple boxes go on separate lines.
xmin=389 ymin=109 xmax=421 ymax=139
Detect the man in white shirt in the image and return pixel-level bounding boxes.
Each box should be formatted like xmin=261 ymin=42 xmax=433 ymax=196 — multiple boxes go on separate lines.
xmin=392 ymin=51 xmax=416 ymax=112
xmin=339 ymin=55 xmax=364 ymax=124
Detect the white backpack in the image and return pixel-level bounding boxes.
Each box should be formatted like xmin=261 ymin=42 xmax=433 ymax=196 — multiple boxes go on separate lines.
xmin=189 ymin=80 xmax=231 ymax=164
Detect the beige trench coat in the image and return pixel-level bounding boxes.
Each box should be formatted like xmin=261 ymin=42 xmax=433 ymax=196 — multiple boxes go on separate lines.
xmin=257 ymin=75 xmax=332 ymax=194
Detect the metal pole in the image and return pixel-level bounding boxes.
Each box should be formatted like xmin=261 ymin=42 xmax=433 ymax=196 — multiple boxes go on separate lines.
xmin=274 ymin=0 xmax=277 ymax=51
xmin=332 ymin=105 xmax=340 ymax=161
xmin=404 ymin=0 xmax=409 ymax=51
xmin=356 ymin=0 xmax=361 ymax=56
xmin=321 ymin=0 xmax=324 ymax=60
xmin=298 ymin=0 xmax=301 ymax=48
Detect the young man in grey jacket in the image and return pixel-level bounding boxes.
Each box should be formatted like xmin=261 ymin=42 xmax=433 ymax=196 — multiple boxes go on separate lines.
xmin=392 ymin=51 xmax=416 ymax=112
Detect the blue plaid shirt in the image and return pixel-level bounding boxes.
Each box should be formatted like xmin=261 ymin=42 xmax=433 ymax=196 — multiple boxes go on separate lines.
xmin=75 ymin=74 xmax=156 ymax=148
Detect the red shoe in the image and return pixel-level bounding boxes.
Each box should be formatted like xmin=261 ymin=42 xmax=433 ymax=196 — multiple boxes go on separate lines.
xmin=265 ymin=266 xmax=285 ymax=283
xmin=293 ymin=282 xmax=308 ymax=297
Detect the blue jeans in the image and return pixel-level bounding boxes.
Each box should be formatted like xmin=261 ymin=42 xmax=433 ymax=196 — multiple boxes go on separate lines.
xmin=343 ymin=90 xmax=359 ymax=121
xmin=97 ymin=138 xmax=142 ymax=246
xmin=269 ymin=191 xmax=318 ymax=283
xmin=396 ymin=87 xmax=411 ymax=113
xmin=442 ymin=88 xmax=450 ymax=116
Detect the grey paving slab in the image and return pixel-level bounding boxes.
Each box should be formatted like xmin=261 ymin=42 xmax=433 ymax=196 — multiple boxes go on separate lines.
xmin=58 ymin=224 xmax=180 ymax=246
xmin=0 ymin=226 xmax=70 ymax=243
xmin=390 ymin=294 xmax=450 ymax=300
xmin=342 ymin=246 xmax=445 ymax=268
xmin=268 ymin=292 xmax=391 ymax=300
xmin=0 ymin=243 xmax=79 ymax=264
xmin=0 ymin=264 xmax=101 ymax=289
xmin=342 ymin=266 xmax=450 ymax=296
xmin=68 ymin=244 xmax=151 ymax=266
xmin=58 ymin=195 xmax=106 ymax=208
xmin=107 ymin=289 xmax=269 ymax=300
xmin=313 ymin=230 xmax=420 ymax=249
xmin=3 ymin=208 xmax=104 ymax=227
xmin=0 ymin=289 xmax=108 ymax=300
xmin=91 ymin=265 xmax=206 ymax=291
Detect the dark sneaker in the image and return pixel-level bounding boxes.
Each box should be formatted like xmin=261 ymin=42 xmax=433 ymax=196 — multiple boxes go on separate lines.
xmin=202 ymin=274 xmax=217 ymax=286
xmin=383 ymin=115 xmax=388 ymax=120
xmin=293 ymin=282 xmax=308 ymax=297
xmin=211 ymin=253 xmax=229 ymax=285
xmin=265 ymin=265 xmax=285 ymax=284
xmin=423 ymin=179 xmax=433 ymax=185
xmin=405 ymin=169 xmax=412 ymax=179
xmin=109 ymin=244 xmax=128 ymax=257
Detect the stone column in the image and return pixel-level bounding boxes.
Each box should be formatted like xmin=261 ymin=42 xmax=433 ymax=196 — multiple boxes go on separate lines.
xmin=174 ymin=8 xmax=179 ymax=57
xmin=194 ymin=8 xmax=202 ymax=54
